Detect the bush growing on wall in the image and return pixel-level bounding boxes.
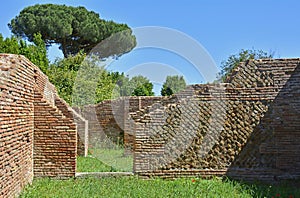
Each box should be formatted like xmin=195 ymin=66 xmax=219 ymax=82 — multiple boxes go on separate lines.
xmin=218 ymin=49 xmax=273 ymax=82
xmin=0 ymin=33 xmax=49 ymax=73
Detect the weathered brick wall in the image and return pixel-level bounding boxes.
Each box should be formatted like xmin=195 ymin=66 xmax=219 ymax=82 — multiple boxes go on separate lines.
xmin=132 ymin=59 xmax=300 ymax=182
xmin=124 ymin=97 xmax=163 ymax=153
xmin=33 ymin=59 xmax=77 ymax=178
xmin=0 ymin=54 xmax=35 ymax=198
xmin=55 ymin=97 xmax=88 ymax=156
xmin=73 ymin=96 xmax=163 ymax=152
xmin=73 ymin=105 xmax=109 ymax=150
xmin=226 ymin=59 xmax=300 ymax=181
xmin=72 ymin=114 xmax=88 ymax=156
xmin=0 ymin=54 xmax=77 ymax=198
xmin=33 ymin=91 xmax=77 ymax=178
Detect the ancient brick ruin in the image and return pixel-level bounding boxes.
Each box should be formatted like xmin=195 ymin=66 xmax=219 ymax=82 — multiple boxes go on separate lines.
xmin=1 ymin=54 xmax=299 ymax=197
xmin=73 ymin=96 xmax=162 ymax=154
xmin=130 ymin=59 xmax=300 ymax=181
xmin=0 ymin=54 xmax=81 ymax=198
xmin=75 ymin=58 xmax=300 ymax=182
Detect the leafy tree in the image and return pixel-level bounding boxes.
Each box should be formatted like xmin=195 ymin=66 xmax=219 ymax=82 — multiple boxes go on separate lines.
xmin=48 ymin=52 xmax=86 ymax=104
xmin=161 ymin=75 xmax=187 ymax=96
xmin=95 ymin=70 xmax=121 ymax=103
xmin=9 ymin=4 xmax=136 ymax=58
xmin=48 ymin=52 xmax=154 ymax=105
xmin=48 ymin=53 xmax=116 ymax=105
xmin=123 ymin=75 xmax=154 ymax=96
xmin=72 ymin=56 xmax=105 ymax=106
xmin=132 ymin=82 xmax=154 ymax=96
xmin=114 ymin=74 xmax=129 ymax=96
xmin=0 ymin=33 xmax=48 ymax=73
xmin=218 ymin=49 xmax=273 ymax=82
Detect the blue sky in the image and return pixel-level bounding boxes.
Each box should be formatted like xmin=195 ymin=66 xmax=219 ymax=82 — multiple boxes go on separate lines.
xmin=1 ymin=0 xmax=300 ymax=95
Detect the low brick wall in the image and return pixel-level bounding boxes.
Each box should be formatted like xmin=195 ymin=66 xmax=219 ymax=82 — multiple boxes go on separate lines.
xmin=132 ymin=59 xmax=300 ymax=182
xmin=33 ymin=91 xmax=77 ymax=178
xmin=55 ymin=97 xmax=88 ymax=156
xmin=0 ymin=54 xmax=77 ymax=198
xmin=73 ymin=96 xmax=163 ymax=152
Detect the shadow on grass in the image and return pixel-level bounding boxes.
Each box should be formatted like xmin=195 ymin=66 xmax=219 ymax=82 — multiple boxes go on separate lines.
xmin=77 ymin=148 xmax=133 ymax=172
xmin=225 ymin=178 xmax=300 ymax=198
xmin=77 ymin=156 xmax=118 ymax=172
xmin=88 ymin=148 xmax=133 ymax=172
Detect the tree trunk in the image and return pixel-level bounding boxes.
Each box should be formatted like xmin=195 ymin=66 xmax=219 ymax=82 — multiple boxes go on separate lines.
xmin=61 ymin=38 xmax=68 ymax=58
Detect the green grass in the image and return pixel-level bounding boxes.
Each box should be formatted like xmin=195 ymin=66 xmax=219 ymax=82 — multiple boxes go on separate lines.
xmin=19 ymin=177 xmax=300 ymax=198
xmin=89 ymin=148 xmax=133 ymax=172
xmin=60 ymin=153 xmax=300 ymax=197
xmin=76 ymin=156 xmax=117 ymax=172
xmin=240 ymin=180 xmax=300 ymax=198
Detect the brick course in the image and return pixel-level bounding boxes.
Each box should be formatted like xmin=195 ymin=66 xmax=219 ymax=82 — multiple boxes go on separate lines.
xmin=0 ymin=54 xmax=77 ymax=198
xmin=72 ymin=58 xmax=300 ymax=182
xmin=1 ymin=53 xmax=297 ymax=198
xmin=132 ymin=59 xmax=300 ymax=182
xmin=73 ymin=96 xmax=162 ymax=153
xmin=0 ymin=54 xmax=35 ymax=198
xmin=33 ymin=91 xmax=77 ymax=178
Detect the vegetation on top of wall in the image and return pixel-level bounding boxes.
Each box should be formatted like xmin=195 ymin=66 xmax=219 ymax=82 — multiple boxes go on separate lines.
xmin=218 ymin=49 xmax=274 ymax=82
xmin=0 ymin=33 xmax=49 ymax=73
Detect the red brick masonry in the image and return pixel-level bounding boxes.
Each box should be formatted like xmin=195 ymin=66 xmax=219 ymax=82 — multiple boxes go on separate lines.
xmin=74 ymin=58 xmax=300 ymax=183
xmin=131 ymin=59 xmax=300 ymax=182
xmin=1 ymin=54 xmax=298 ymax=198
xmin=0 ymin=54 xmax=77 ymax=198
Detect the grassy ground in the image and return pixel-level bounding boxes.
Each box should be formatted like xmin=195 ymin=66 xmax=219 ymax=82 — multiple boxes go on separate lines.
xmin=88 ymin=148 xmax=133 ymax=172
xmin=19 ymin=177 xmax=300 ymax=198
xmin=20 ymin=154 xmax=299 ymax=197
xmin=76 ymin=156 xmax=117 ymax=172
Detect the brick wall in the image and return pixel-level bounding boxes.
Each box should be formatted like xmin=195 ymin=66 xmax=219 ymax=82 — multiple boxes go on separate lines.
xmin=1 ymin=52 xmax=298 ymax=198
xmin=132 ymin=59 xmax=300 ymax=182
xmin=0 ymin=54 xmax=77 ymax=198
xmin=55 ymin=97 xmax=88 ymax=157
xmin=73 ymin=96 xmax=163 ymax=153
xmin=0 ymin=54 xmax=35 ymax=198
xmin=73 ymin=88 xmax=218 ymax=155
xmin=33 ymin=91 xmax=77 ymax=178
xmin=73 ymin=105 xmax=109 ymax=150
